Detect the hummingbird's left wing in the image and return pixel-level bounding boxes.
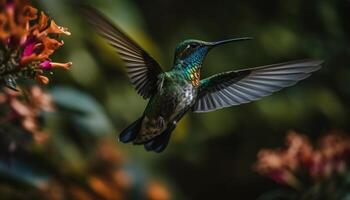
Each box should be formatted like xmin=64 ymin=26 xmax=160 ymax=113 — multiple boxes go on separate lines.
xmin=82 ymin=6 xmax=163 ymax=99
xmin=193 ymin=60 xmax=322 ymax=113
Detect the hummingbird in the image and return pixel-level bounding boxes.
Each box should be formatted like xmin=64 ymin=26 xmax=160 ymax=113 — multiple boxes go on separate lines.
xmin=83 ymin=7 xmax=322 ymax=153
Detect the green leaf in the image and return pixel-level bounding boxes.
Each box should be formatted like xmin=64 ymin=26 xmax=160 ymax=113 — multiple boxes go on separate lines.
xmin=0 ymin=160 xmax=50 ymax=189
xmin=50 ymin=86 xmax=114 ymax=136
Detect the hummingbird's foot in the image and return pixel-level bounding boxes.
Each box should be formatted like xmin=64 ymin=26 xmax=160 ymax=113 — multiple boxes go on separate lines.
xmin=156 ymin=116 xmax=165 ymax=128
xmin=134 ymin=116 xmax=166 ymax=144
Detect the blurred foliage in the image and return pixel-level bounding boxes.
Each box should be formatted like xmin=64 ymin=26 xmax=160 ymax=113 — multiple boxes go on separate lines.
xmin=254 ymin=131 xmax=350 ymax=200
xmin=0 ymin=0 xmax=350 ymax=199
xmin=0 ymin=86 xmax=171 ymax=200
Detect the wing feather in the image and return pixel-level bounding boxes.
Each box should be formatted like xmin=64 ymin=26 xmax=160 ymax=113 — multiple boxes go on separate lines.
xmin=82 ymin=6 xmax=163 ymax=99
xmin=193 ymin=60 xmax=322 ymax=112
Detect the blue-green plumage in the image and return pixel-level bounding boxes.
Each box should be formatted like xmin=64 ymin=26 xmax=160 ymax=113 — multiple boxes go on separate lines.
xmin=135 ymin=70 xmax=197 ymax=143
xmin=84 ymin=7 xmax=323 ymax=152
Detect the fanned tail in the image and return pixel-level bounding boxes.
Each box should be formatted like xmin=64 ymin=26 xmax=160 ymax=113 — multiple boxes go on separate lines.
xmin=144 ymin=125 xmax=176 ymax=153
xmin=119 ymin=117 xmax=143 ymax=143
xmin=119 ymin=117 xmax=177 ymax=153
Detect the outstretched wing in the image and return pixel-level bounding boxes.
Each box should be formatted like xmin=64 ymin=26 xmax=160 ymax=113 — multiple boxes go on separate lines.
xmin=193 ymin=60 xmax=322 ymax=113
xmin=82 ymin=6 xmax=163 ymax=99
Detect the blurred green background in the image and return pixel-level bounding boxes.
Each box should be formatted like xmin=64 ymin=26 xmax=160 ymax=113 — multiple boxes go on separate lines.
xmin=2 ymin=0 xmax=350 ymax=199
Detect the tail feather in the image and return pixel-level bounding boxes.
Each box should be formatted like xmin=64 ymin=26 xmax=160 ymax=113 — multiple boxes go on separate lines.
xmin=119 ymin=117 xmax=143 ymax=143
xmin=144 ymin=125 xmax=175 ymax=153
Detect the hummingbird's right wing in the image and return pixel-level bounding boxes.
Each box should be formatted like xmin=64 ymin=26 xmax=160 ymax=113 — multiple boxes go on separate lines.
xmin=193 ymin=60 xmax=322 ymax=113
xmin=82 ymin=6 xmax=163 ymax=99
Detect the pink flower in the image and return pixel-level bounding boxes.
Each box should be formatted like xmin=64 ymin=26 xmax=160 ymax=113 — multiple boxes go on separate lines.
xmin=39 ymin=60 xmax=72 ymax=70
xmin=254 ymin=131 xmax=350 ymax=188
xmin=22 ymin=41 xmax=35 ymax=57
xmin=0 ymin=0 xmax=72 ymax=88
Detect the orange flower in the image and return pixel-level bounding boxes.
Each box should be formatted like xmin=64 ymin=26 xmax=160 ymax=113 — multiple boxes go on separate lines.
xmin=147 ymin=181 xmax=171 ymax=200
xmin=0 ymin=0 xmax=71 ymax=90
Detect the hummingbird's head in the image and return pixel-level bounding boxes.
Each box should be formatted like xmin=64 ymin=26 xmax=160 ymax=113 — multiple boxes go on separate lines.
xmin=173 ymin=37 xmax=252 ymax=66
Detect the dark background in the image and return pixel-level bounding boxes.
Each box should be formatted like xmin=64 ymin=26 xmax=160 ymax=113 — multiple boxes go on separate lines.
xmin=3 ymin=0 xmax=350 ymax=199
xmin=58 ymin=0 xmax=350 ymax=198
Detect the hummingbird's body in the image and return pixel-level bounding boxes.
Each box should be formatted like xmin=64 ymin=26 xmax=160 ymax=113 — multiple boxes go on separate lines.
xmin=84 ymin=7 xmax=322 ymax=152
xmin=136 ymin=66 xmax=199 ymax=144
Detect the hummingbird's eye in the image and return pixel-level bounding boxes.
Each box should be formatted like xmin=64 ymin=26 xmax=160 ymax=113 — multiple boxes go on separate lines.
xmin=190 ymin=43 xmax=199 ymax=48
xmin=185 ymin=44 xmax=198 ymax=51
xmin=179 ymin=43 xmax=198 ymax=57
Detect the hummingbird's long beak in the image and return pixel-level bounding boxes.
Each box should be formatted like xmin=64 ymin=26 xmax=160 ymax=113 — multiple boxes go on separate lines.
xmin=209 ymin=37 xmax=253 ymax=47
